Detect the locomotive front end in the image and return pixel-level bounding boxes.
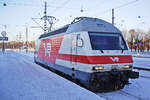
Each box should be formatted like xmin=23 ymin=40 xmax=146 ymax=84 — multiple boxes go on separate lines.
xmin=89 ymin=65 xmax=139 ymax=92
xmin=87 ymin=32 xmax=139 ymax=92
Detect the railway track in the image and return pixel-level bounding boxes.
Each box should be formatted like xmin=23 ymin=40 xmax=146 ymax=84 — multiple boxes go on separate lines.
xmin=96 ymin=90 xmax=146 ymax=100
xmin=133 ymin=67 xmax=150 ymax=71
xmin=140 ymin=75 xmax=150 ymax=79
xmin=119 ymin=90 xmax=145 ymax=100
xmin=133 ymin=66 xmax=150 ymax=79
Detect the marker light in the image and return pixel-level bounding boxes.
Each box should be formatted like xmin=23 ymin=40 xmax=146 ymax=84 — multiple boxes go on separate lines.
xmin=92 ymin=66 xmax=104 ymax=70
xmin=123 ymin=65 xmax=132 ymax=69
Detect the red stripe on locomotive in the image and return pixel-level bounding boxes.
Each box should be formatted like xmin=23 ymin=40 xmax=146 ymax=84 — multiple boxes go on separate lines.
xmin=57 ymin=54 xmax=133 ymax=64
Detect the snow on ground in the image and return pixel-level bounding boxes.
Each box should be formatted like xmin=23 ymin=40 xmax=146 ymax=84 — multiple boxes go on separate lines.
xmin=138 ymin=70 xmax=150 ymax=77
xmin=12 ymin=49 xmax=34 ymax=58
xmin=131 ymin=51 xmax=150 ymax=58
xmin=127 ymin=51 xmax=150 ymax=69
xmin=0 ymin=50 xmax=104 ymax=100
xmin=3 ymin=50 xmax=150 ymax=100
xmin=133 ymin=57 xmax=150 ymax=69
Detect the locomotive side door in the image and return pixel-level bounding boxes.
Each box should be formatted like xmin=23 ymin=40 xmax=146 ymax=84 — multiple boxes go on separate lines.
xmin=71 ymin=33 xmax=83 ymax=78
xmin=71 ymin=34 xmax=78 ymax=78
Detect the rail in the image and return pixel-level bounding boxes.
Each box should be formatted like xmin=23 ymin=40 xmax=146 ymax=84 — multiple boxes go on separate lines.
xmin=133 ymin=67 xmax=150 ymax=71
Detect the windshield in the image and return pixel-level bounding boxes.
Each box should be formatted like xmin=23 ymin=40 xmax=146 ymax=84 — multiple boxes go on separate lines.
xmin=89 ymin=32 xmax=128 ymax=50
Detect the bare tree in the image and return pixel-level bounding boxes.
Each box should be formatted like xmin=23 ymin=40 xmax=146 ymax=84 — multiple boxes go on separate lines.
xmin=122 ymin=29 xmax=128 ymax=41
xmin=129 ymin=29 xmax=136 ymax=51
xmin=135 ymin=29 xmax=144 ymax=52
xmin=146 ymin=29 xmax=150 ymax=51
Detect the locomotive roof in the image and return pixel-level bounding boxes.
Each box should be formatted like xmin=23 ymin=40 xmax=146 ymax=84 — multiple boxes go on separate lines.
xmin=39 ymin=17 xmax=121 ymax=39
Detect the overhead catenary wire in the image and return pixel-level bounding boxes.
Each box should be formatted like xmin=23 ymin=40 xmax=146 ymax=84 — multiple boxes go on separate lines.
xmin=0 ymin=1 xmax=79 ymax=10
xmin=50 ymin=0 xmax=72 ymax=15
xmin=115 ymin=0 xmax=139 ymax=10
xmin=96 ymin=0 xmax=139 ymax=15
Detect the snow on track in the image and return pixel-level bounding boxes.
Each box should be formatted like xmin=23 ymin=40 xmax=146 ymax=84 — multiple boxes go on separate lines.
xmin=0 ymin=51 xmax=104 ymax=100
xmin=97 ymin=90 xmax=145 ymax=100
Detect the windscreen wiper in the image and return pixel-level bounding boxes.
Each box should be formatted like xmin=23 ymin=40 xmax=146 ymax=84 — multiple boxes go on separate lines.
xmin=121 ymin=48 xmax=124 ymax=53
xmin=100 ymin=49 xmax=104 ymax=53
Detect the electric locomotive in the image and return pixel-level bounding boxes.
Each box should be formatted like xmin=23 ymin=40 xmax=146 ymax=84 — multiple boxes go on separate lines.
xmin=34 ymin=17 xmax=139 ymax=92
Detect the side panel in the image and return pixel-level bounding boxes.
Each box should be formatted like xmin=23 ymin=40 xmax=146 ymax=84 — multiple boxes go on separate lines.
xmin=37 ymin=35 xmax=64 ymax=67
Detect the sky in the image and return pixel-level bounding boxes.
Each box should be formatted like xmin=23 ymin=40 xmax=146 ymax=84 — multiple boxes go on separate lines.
xmin=0 ymin=0 xmax=150 ymax=41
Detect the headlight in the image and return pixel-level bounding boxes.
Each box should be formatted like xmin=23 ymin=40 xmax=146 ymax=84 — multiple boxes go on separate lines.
xmin=123 ymin=65 xmax=132 ymax=69
xmin=92 ymin=66 xmax=104 ymax=70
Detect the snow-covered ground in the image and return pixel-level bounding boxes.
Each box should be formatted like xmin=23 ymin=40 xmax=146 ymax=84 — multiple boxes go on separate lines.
xmin=131 ymin=51 xmax=150 ymax=58
xmin=0 ymin=50 xmax=104 ymax=100
xmin=133 ymin=57 xmax=150 ymax=69
xmin=127 ymin=51 xmax=150 ymax=69
xmin=1 ymin=50 xmax=150 ymax=100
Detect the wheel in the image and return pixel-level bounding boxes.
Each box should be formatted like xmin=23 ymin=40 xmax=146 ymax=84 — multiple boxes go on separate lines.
xmin=89 ymin=80 xmax=101 ymax=92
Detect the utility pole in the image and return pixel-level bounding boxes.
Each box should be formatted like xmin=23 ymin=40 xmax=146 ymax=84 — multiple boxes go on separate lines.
xmin=1 ymin=26 xmax=7 ymax=54
xmin=26 ymin=25 xmax=28 ymax=53
xmin=41 ymin=1 xmax=56 ymax=33
xmin=16 ymin=35 xmax=18 ymax=49
xmin=2 ymin=37 xmax=4 ymax=53
xmin=43 ymin=1 xmax=47 ymax=33
xmin=112 ymin=8 xmax=114 ymax=25
xmin=32 ymin=1 xmax=56 ymax=33
xmin=19 ymin=32 xmax=22 ymax=52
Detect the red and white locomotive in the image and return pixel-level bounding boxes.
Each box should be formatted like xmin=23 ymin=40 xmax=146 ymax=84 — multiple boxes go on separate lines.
xmin=34 ymin=17 xmax=139 ymax=91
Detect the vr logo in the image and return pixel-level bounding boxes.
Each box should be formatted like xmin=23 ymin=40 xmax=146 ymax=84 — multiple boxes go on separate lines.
xmin=110 ymin=57 xmax=119 ymax=62
xmin=43 ymin=42 xmax=51 ymax=56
